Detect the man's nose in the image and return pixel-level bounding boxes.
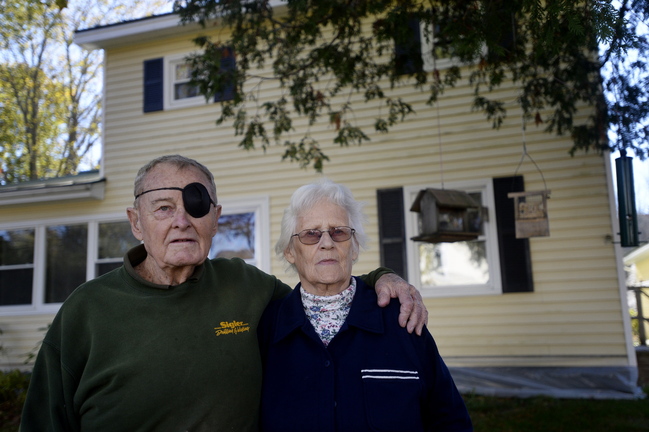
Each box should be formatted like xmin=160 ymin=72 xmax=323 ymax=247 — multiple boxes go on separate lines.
xmin=172 ymin=205 xmax=192 ymax=227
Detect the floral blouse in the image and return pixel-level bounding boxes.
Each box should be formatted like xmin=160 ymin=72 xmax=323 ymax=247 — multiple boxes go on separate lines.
xmin=300 ymin=278 xmax=356 ymax=346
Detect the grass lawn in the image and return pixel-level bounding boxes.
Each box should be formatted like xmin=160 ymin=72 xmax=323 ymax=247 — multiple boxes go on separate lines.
xmin=4 ymin=395 xmax=648 ymax=432
xmin=465 ymin=390 xmax=649 ymax=432
xmin=2 ymin=369 xmax=647 ymax=431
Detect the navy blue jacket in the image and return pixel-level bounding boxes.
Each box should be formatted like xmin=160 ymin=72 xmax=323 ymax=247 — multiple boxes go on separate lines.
xmin=258 ymin=277 xmax=473 ymax=432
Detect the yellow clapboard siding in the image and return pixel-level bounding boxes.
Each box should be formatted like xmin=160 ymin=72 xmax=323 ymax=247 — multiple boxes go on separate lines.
xmin=0 ymin=19 xmax=632 ymax=370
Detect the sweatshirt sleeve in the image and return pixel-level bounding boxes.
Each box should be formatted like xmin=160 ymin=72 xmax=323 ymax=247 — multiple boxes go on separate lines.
xmin=358 ymin=267 xmax=394 ymax=286
xmin=20 ymin=336 xmax=80 ymax=432
xmin=272 ymin=267 xmax=394 ymax=295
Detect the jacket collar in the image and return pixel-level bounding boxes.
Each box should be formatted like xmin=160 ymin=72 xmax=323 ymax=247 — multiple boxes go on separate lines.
xmin=271 ymin=276 xmax=385 ymax=344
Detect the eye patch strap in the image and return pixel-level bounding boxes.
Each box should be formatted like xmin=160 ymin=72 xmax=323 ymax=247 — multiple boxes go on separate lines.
xmin=135 ymin=182 xmax=215 ymax=218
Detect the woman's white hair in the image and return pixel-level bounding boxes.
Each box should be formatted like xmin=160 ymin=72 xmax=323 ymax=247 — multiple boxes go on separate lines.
xmin=275 ymin=178 xmax=368 ymax=272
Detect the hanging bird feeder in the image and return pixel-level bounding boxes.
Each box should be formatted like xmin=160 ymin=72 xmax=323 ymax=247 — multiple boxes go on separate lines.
xmin=615 ymin=150 xmax=639 ymax=247
xmin=507 ymin=115 xmax=551 ymax=239
xmin=507 ymin=190 xmax=550 ymax=238
xmin=410 ymin=188 xmax=483 ymax=243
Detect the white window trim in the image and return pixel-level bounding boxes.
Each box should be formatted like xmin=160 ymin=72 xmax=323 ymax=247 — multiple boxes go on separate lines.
xmin=403 ymin=179 xmax=502 ymax=298
xmin=0 ymin=195 xmax=271 ymax=316
xmin=163 ymin=52 xmax=211 ymax=111
xmin=421 ymin=21 xmax=453 ymax=72
xmin=0 ymin=213 xmax=128 ymax=316
xmin=216 ymin=195 xmax=271 ymax=273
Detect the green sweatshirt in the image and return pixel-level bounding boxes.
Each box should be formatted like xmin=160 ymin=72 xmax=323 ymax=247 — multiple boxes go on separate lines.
xmin=20 ymin=245 xmax=389 ymax=432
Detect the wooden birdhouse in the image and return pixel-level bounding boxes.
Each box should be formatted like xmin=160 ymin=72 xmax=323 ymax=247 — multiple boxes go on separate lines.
xmin=409 ymin=188 xmax=483 ymax=243
xmin=507 ymin=190 xmax=550 ymax=238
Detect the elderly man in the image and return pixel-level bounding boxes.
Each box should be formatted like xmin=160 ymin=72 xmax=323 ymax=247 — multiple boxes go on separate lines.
xmin=20 ymin=155 xmax=427 ymax=432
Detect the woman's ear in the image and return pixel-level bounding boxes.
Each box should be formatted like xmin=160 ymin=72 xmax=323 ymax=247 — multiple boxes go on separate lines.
xmin=284 ymin=246 xmax=296 ymax=265
xmin=351 ymin=239 xmax=360 ymax=263
xmin=127 ymin=207 xmax=143 ymax=241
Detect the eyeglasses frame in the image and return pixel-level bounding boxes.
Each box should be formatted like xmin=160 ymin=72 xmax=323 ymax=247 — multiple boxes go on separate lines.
xmin=291 ymin=226 xmax=356 ymax=245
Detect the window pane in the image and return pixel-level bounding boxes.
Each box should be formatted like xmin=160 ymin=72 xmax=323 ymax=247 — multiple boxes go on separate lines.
xmin=419 ymin=241 xmax=489 ymax=287
xmin=0 ymin=268 xmax=33 ymax=306
xmin=98 ymin=221 xmax=139 ymax=259
xmin=0 ymin=229 xmax=34 ymax=306
xmin=0 ymin=229 xmax=34 ymax=266
xmin=46 ymin=224 xmax=87 ymax=303
xmin=209 ymin=212 xmax=255 ymax=260
xmin=174 ymin=82 xmax=199 ymax=100
xmin=175 ymin=63 xmax=192 ymax=80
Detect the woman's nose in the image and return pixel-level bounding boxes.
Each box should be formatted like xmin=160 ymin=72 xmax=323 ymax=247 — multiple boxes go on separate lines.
xmin=318 ymin=231 xmax=335 ymax=248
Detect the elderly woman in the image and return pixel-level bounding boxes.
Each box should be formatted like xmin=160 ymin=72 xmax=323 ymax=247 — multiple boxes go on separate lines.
xmin=258 ymin=179 xmax=473 ymax=432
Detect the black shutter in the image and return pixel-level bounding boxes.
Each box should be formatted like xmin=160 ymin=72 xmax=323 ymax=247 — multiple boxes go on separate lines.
xmin=214 ymin=47 xmax=236 ymax=102
xmin=493 ymin=176 xmax=534 ymax=293
xmin=143 ymin=58 xmax=164 ymax=113
xmin=377 ymin=188 xmax=407 ymax=278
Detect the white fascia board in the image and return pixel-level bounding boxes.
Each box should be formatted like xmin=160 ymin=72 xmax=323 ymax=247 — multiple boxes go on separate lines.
xmin=0 ymin=181 xmax=106 ymax=206
xmin=74 ymin=1 xmax=289 ymax=51
xmin=74 ymin=14 xmax=199 ymax=51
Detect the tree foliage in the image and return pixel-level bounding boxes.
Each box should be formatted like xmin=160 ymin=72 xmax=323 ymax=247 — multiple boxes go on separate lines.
xmin=0 ymin=0 xmax=167 ymax=184
xmin=0 ymin=62 xmax=69 ymax=183
xmin=0 ymin=1 xmax=70 ymax=183
xmin=166 ymin=0 xmax=649 ymax=171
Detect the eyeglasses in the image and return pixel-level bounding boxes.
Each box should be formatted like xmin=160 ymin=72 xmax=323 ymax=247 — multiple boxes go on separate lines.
xmin=291 ymin=226 xmax=355 ymax=245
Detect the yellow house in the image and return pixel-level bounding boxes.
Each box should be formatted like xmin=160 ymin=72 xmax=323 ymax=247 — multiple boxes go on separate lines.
xmin=0 ymin=11 xmax=643 ymax=399
xmin=624 ymin=243 xmax=649 ymax=346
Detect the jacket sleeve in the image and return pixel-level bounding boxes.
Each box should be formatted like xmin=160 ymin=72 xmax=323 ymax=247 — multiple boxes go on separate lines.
xmin=20 ymin=332 xmax=79 ymax=431
xmin=420 ymin=327 xmax=473 ymax=432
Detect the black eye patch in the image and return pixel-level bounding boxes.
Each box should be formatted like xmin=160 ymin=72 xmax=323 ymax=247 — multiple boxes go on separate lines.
xmin=135 ymin=182 xmax=215 ymax=218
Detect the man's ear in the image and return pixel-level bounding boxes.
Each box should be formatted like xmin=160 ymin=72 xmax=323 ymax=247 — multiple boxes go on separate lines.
xmin=127 ymin=207 xmax=143 ymax=241
xmin=212 ymin=204 xmax=222 ymax=237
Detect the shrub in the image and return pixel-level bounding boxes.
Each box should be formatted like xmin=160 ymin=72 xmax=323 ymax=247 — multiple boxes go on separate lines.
xmin=0 ymin=370 xmax=31 ymax=430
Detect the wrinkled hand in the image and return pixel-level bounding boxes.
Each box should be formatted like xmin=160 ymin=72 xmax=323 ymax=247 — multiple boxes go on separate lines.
xmin=375 ymin=273 xmax=428 ymax=335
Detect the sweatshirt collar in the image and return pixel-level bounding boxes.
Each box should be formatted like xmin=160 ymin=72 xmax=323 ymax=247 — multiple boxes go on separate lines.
xmin=124 ymin=244 xmax=205 ymax=290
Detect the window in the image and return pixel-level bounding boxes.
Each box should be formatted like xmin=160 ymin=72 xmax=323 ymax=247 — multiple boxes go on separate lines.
xmin=0 ymin=216 xmax=139 ymax=314
xmin=0 ymin=196 xmax=270 ymax=314
xmin=144 ymin=48 xmax=236 ymax=113
xmin=395 ymin=17 xmax=491 ymax=75
xmin=96 ymin=221 xmax=141 ymax=276
xmin=377 ymin=176 xmax=532 ymax=298
xmin=210 ymin=213 xmax=255 ymax=259
xmin=172 ymin=61 xmax=200 ymax=101
xmin=395 ymin=18 xmax=455 ymax=76
xmin=164 ymin=53 xmax=206 ymax=110
xmin=45 ymin=224 xmax=88 ymax=303
xmin=404 ymin=180 xmax=501 ymax=297
xmin=0 ymin=229 xmax=34 ymax=306
xmin=209 ymin=196 xmax=270 ymax=271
